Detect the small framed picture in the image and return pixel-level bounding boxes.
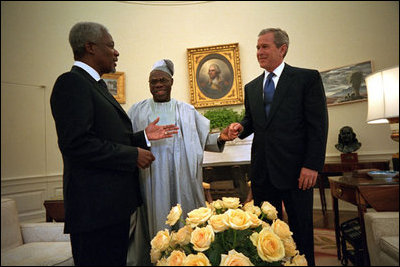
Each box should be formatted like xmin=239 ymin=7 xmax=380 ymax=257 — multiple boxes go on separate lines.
xmin=187 ymin=43 xmax=243 ymax=108
xmin=101 ymin=71 xmax=125 ymax=104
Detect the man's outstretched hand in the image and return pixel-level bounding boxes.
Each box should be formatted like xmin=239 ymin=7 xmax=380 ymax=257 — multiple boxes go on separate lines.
xmin=145 ymin=117 xmax=179 ymax=140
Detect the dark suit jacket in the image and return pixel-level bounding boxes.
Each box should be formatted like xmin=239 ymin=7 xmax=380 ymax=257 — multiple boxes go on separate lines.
xmin=239 ymin=64 xmax=328 ymax=191
xmin=50 ymin=66 xmax=146 ymax=234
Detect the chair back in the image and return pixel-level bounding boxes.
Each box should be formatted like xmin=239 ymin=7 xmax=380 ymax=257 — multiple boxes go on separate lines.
xmin=1 ymin=198 xmax=23 ymax=251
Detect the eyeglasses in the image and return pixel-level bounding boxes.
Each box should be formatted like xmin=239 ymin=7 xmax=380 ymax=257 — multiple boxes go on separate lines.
xmin=149 ymin=78 xmax=171 ymax=85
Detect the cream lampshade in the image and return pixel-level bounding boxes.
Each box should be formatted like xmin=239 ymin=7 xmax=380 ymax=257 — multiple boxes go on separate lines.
xmin=366 ymin=66 xmax=399 ymax=171
xmin=366 ymin=66 xmax=399 ymax=142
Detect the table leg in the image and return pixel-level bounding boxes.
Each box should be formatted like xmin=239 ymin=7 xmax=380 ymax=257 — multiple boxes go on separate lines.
xmin=318 ymin=174 xmax=327 ymax=217
xmin=332 ymin=195 xmax=341 ymax=260
xmin=357 ymin=204 xmax=371 ymax=266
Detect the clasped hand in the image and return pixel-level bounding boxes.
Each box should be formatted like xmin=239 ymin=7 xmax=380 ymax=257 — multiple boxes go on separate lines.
xmin=219 ymin=122 xmax=243 ymax=141
xmin=137 ymin=117 xmax=179 ymax=169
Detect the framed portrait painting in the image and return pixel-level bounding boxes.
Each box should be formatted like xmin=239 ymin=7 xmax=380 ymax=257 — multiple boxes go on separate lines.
xmin=321 ymin=61 xmax=373 ymax=106
xmin=187 ymin=43 xmax=243 ymax=108
xmin=101 ymin=71 xmax=126 ymax=104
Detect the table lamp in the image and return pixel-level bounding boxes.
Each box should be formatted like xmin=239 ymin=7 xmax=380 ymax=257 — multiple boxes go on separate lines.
xmin=365 ymin=66 xmax=399 ymax=171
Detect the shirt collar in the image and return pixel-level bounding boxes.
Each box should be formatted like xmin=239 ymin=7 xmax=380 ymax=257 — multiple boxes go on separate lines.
xmin=73 ymin=61 xmax=101 ymax=81
xmin=264 ymin=61 xmax=285 ymax=80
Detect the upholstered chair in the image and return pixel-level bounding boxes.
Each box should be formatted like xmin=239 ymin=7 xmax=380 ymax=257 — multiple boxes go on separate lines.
xmin=1 ymin=198 xmax=73 ymax=266
xmin=364 ymin=211 xmax=399 ymax=266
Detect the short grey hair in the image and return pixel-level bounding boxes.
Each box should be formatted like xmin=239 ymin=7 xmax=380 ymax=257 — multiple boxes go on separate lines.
xmin=209 ymin=63 xmax=221 ymax=74
xmin=258 ymin=28 xmax=289 ymax=57
xmin=69 ymin=22 xmax=109 ymax=60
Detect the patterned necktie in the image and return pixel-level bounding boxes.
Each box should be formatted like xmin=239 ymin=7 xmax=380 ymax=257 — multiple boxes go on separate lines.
xmin=263 ymin=72 xmax=275 ymax=117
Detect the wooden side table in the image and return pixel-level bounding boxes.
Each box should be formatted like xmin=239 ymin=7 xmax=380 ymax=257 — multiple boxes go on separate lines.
xmin=43 ymin=199 xmax=65 ymax=222
xmin=318 ymin=159 xmax=390 ymax=216
xmin=329 ymin=175 xmax=399 ymax=266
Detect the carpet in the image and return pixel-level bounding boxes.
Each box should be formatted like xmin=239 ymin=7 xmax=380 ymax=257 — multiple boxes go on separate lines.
xmin=314 ymin=228 xmax=353 ymax=266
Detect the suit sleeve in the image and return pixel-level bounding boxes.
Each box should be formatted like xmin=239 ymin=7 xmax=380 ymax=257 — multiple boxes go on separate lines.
xmin=303 ymin=70 xmax=329 ymax=172
xmin=50 ymin=73 xmax=141 ymax=172
xmin=239 ymin=85 xmax=255 ymax=139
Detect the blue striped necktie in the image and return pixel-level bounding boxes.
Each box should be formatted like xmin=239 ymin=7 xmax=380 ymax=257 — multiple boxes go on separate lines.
xmin=264 ymin=72 xmax=275 ymax=117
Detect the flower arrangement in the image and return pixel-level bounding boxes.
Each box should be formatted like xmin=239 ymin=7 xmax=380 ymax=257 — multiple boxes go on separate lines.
xmin=150 ymin=197 xmax=308 ymax=266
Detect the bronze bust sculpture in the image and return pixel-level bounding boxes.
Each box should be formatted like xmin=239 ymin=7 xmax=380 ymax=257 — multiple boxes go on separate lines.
xmin=335 ymin=126 xmax=362 ymax=153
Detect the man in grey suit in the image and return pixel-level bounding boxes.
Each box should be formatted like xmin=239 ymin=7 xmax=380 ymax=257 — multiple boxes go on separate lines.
xmin=50 ymin=22 xmax=178 ymax=266
xmin=230 ymin=28 xmax=328 ymax=266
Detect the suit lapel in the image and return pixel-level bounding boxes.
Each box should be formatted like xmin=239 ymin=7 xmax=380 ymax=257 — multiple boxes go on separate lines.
xmin=71 ymin=66 xmax=130 ymax=121
xmin=252 ymin=75 xmax=267 ymax=125
xmin=265 ymin=64 xmax=294 ymax=126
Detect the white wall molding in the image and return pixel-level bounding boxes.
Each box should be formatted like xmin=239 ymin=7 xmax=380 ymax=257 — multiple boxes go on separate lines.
xmin=1 ymin=174 xmax=63 ymax=223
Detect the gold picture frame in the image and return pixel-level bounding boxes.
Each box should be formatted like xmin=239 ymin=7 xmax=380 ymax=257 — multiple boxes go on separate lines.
xmin=101 ymin=72 xmax=125 ymax=104
xmin=187 ymin=43 xmax=243 ymax=108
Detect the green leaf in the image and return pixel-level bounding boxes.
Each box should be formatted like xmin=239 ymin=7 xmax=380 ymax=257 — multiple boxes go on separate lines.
xmin=206 ymin=239 xmax=225 ymax=266
xmin=203 ymin=108 xmax=245 ymax=130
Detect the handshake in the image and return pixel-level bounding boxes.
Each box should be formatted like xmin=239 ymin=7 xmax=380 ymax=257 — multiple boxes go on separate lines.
xmin=137 ymin=119 xmax=244 ymax=169
xmin=218 ymin=122 xmax=244 ymax=142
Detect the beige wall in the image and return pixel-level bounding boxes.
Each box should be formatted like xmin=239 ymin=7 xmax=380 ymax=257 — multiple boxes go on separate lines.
xmin=1 ymin=1 xmax=399 ymax=219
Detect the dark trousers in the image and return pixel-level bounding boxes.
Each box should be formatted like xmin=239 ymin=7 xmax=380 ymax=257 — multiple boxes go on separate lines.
xmin=70 ymin=218 xmax=130 ymax=266
xmin=252 ymin=176 xmax=315 ymax=266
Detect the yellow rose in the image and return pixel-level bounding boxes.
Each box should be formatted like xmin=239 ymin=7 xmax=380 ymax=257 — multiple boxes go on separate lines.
xmin=256 ymin=228 xmax=285 ymax=262
xmin=150 ymin=248 xmax=162 ymax=264
xmin=271 ymin=219 xmax=293 ymax=239
xmin=156 ymin=257 xmax=168 ymax=266
xmin=166 ymin=204 xmax=182 ymax=226
xmin=190 ymin=225 xmax=215 ymax=252
xmin=243 ymin=201 xmax=262 ymax=217
xmin=211 ymin=199 xmax=224 ymax=210
xmin=171 ymin=225 xmax=192 ymax=246
xmin=261 ymin=221 xmax=271 ymax=229
xmin=223 ymin=209 xmax=252 ymax=230
xmin=182 ymin=252 xmax=211 ymax=266
xmin=247 ymin=211 xmax=263 ymax=228
xmin=282 ymin=236 xmax=298 ymax=257
xmin=250 ymin=232 xmax=259 ymax=247
xmin=208 ymin=214 xmax=229 ymax=233
xmin=243 ymin=200 xmax=255 ymax=209
xmin=151 ymin=229 xmax=171 ymax=252
xmin=167 ymin=250 xmax=186 ymax=266
xmin=261 ymin=201 xmax=278 ymax=220
xmin=220 ymin=249 xmax=254 ymax=266
xmin=291 ymin=254 xmax=308 ymax=266
xmin=283 ymin=261 xmax=294 ymax=266
xmin=222 ymin=197 xmax=241 ymax=209
xmin=186 ymin=207 xmax=213 ymax=227
xmin=283 ymin=253 xmax=308 ymax=266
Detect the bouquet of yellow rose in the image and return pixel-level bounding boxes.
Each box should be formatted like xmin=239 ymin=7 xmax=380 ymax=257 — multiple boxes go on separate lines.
xmin=150 ymin=197 xmax=307 ymax=266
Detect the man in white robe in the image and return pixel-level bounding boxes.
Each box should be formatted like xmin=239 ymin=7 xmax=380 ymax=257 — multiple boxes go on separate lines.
xmin=126 ymin=59 xmax=237 ymax=265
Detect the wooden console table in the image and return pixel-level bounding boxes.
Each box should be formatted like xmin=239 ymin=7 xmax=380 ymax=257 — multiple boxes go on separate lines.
xmin=43 ymin=199 xmax=65 ymax=222
xmin=318 ymin=159 xmax=390 ymax=216
xmin=329 ymin=175 xmax=399 ymax=266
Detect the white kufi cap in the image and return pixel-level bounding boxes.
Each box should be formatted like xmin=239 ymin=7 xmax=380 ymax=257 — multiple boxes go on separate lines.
xmin=152 ymin=59 xmax=174 ymax=77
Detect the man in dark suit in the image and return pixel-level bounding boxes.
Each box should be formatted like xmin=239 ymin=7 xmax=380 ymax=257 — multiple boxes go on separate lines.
xmin=50 ymin=22 xmax=178 ymax=266
xmin=230 ymin=28 xmax=328 ymax=266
